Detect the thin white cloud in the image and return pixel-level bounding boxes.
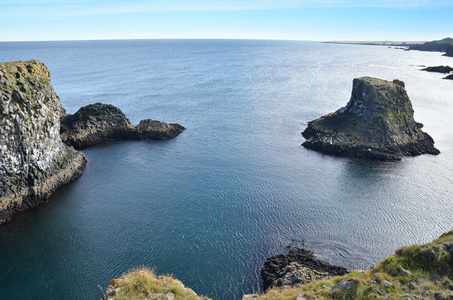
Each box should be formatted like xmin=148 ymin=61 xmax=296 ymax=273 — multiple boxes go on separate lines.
xmin=2 ymin=0 xmax=453 ymax=21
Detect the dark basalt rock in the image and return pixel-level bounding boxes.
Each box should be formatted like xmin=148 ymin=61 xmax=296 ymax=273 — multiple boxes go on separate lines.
xmin=302 ymin=77 xmax=440 ymax=161
xmin=444 ymin=74 xmax=453 ymax=80
xmin=261 ymin=248 xmax=348 ymax=291
xmin=421 ymin=66 xmax=453 ymax=73
xmin=444 ymin=43 xmax=453 ymax=57
xmin=60 ymin=102 xmax=185 ymax=149
xmin=0 ymin=60 xmax=86 ymax=224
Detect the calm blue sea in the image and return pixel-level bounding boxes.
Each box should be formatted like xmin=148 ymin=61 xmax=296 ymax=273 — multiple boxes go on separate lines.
xmin=0 ymin=40 xmax=453 ymax=299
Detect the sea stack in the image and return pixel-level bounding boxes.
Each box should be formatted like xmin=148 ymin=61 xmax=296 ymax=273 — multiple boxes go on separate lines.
xmin=0 ymin=60 xmax=86 ymax=224
xmin=302 ymin=77 xmax=440 ymax=160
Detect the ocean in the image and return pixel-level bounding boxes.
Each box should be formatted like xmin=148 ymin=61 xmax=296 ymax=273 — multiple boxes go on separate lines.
xmin=0 ymin=39 xmax=452 ymax=299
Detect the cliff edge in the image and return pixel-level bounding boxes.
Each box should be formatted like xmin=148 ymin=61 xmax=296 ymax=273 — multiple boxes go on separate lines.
xmin=302 ymin=77 xmax=440 ymax=160
xmin=0 ymin=60 xmax=86 ymax=224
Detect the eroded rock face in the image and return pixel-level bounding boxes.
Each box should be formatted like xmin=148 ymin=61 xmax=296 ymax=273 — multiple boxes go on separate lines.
xmin=0 ymin=60 xmax=86 ymax=224
xmin=302 ymin=77 xmax=440 ymax=160
xmin=60 ymin=103 xmax=185 ymax=149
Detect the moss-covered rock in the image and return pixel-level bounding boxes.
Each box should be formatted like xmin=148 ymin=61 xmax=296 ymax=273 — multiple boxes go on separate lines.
xmin=0 ymin=60 xmax=86 ymax=224
xmin=102 ymin=267 xmax=210 ymax=300
xmin=60 ymin=102 xmax=185 ymax=149
xmin=302 ymin=77 xmax=440 ymax=160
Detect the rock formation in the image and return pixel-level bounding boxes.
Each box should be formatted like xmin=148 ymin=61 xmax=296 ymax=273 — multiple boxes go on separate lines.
xmin=444 ymin=74 xmax=453 ymax=80
xmin=444 ymin=43 xmax=453 ymax=57
xmin=0 ymin=60 xmax=86 ymax=224
xmin=60 ymin=102 xmax=185 ymax=149
xmin=409 ymin=37 xmax=453 ymax=52
xmin=302 ymin=77 xmax=440 ymax=160
xmin=261 ymin=248 xmax=348 ymax=291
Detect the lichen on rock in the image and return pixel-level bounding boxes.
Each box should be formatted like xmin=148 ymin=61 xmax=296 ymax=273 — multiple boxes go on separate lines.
xmin=0 ymin=60 xmax=86 ymax=224
xmin=302 ymin=77 xmax=440 ymax=160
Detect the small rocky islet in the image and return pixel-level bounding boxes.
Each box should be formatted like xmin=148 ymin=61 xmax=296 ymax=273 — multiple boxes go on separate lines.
xmin=60 ymin=102 xmax=185 ymax=149
xmin=302 ymin=77 xmax=440 ymax=160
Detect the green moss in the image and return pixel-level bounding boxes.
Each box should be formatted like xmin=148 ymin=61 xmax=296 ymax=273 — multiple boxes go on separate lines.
xmin=39 ymin=76 xmax=48 ymax=85
xmin=70 ymin=102 xmax=121 ymax=122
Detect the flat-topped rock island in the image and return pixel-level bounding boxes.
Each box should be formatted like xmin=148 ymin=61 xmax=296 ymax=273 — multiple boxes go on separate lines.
xmin=302 ymin=77 xmax=440 ymax=160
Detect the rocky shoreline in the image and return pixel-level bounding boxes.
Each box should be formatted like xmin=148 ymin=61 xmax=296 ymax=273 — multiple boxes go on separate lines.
xmin=302 ymin=77 xmax=440 ymax=160
xmin=261 ymin=248 xmax=348 ymax=291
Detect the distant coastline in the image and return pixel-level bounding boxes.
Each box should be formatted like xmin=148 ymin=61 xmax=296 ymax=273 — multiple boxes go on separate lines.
xmin=325 ymin=40 xmax=425 ymax=47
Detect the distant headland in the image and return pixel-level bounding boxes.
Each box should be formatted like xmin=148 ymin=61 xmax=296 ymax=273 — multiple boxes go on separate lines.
xmin=327 ymin=37 xmax=453 ymax=57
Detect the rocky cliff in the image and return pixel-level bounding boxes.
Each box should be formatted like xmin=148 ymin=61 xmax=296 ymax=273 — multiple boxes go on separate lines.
xmin=410 ymin=37 xmax=453 ymax=52
xmin=60 ymin=102 xmax=185 ymax=149
xmin=445 ymin=43 xmax=453 ymax=57
xmin=302 ymin=77 xmax=440 ymax=160
xmin=0 ymin=60 xmax=86 ymax=224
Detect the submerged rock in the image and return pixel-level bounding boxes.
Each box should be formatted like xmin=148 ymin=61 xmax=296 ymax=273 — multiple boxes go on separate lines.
xmin=302 ymin=77 xmax=440 ymax=160
xmin=0 ymin=60 xmax=86 ymax=224
xmin=261 ymin=248 xmax=348 ymax=291
xmin=60 ymin=102 xmax=185 ymax=149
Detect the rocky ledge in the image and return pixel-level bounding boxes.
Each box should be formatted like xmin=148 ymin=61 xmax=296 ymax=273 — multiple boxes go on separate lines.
xmin=302 ymin=77 xmax=440 ymax=160
xmin=60 ymin=102 xmax=185 ymax=149
xmin=261 ymin=248 xmax=348 ymax=291
xmin=0 ymin=60 xmax=86 ymax=224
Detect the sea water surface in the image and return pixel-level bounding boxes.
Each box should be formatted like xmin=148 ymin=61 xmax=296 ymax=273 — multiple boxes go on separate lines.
xmin=0 ymin=40 xmax=453 ymax=299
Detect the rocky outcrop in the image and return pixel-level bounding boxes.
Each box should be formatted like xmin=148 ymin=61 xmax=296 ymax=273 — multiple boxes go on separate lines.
xmin=0 ymin=60 xmax=86 ymax=224
xmin=102 ymin=267 xmax=210 ymax=300
xmin=60 ymin=102 xmax=185 ymax=149
xmin=302 ymin=77 xmax=440 ymax=160
xmin=444 ymin=43 xmax=453 ymax=57
xmin=444 ymin=74 xmax=453 ymax=80
xmin=261 ymin=248 xmax=348 ymax=291
xmin=421 ymin=65 xmax=453 ymax=73
xmin=410 ymin=37 xmax=453 ymax=52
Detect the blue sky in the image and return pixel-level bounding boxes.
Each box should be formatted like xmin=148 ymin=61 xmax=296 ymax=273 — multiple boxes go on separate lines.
xmin=1 ymin=0 xmax=452 ymax=41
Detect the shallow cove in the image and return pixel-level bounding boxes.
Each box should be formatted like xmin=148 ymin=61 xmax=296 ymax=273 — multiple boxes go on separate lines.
xmin=0 ymin=40 xmax=453 ymax=299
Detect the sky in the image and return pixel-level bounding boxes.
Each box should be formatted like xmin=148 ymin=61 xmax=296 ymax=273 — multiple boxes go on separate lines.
xmin=0 ymin=0 xmax=452 ymax=42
